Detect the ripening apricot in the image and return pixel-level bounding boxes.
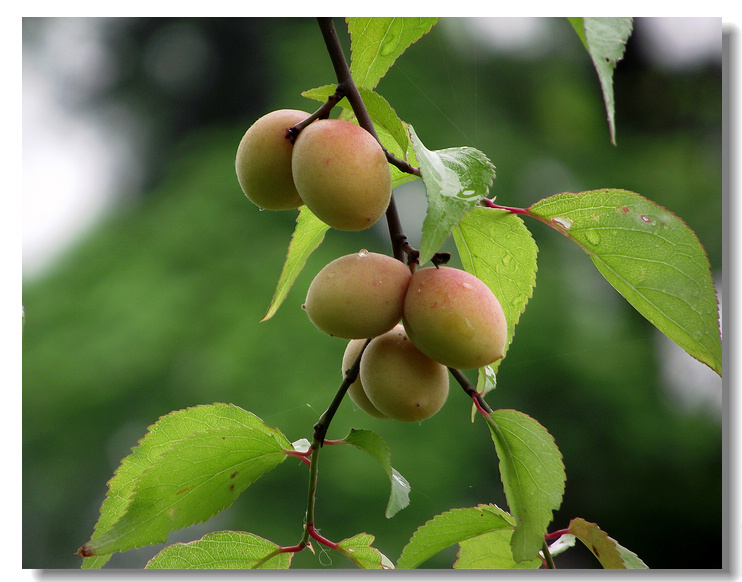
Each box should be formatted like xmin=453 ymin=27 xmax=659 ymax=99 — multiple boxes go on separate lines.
xmin=235 ymin=109 xmax=308 ymax=210
xmin=360 ymin=325 xmax=449 ymax=422
xmin=304 ymin=250 xmax=411 ymax=339
xmin=402 ymin=267 xmax=507 ymax=370
xmin=342 ymin=339 xmax=387 ymax=419
xmin=291 ymin=119 xmax=392 ymax=231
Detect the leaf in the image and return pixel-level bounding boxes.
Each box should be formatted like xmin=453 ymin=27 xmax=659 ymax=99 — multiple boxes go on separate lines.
xmin=455 ymin=530 xmax=541 ymax=569
xmin=486 ymin=409 xmax=565 ymax=563
xmin=396 ymin=504 xmax=514 ymax=569
xmin=261 ymin=205 xmax=329 ymax=322
xmin=471 ymin=365 xmax=497 ymax=422
xmin=337 ymin=533 xmax=394 ymax=569
xmin=78 ymin=406 xmax=291 ymax=558
xmin=145 ymin=531 xmax=292 ymax=569
xmin=569 ymin=17 xmax=633 ymax=144
xmin=529 ymin=189 xmax=722 ymax=376
xmin=339 ymin=428 xmax=410 ymax=518
xmin=453 ymin=207 xmax=538 ymax=370
xmin=81 ymin=403 xmax=284 ymax=568
xmin=348 ymin=17 xmax=440 ymax=90
xmin=410 ymin=126 xmax=496 ymax=264
xmin=568 ymin=518 xmax=649 ymax=569
xmin=301 ymin=85 xmax=418 ymax=188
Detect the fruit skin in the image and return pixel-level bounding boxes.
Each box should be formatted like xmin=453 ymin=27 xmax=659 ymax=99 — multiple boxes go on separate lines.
xmin=291 ymin=119 xmax=392 ymax=231
xmin=342 ymin=339 xmax=387 ymax=419
xmin=360 ymin=325 xmax=449 ymax=422
xmin=235 ymin=109 xmax=307 ymax=210
xmin=304 ymin=251 xmax=412 ymax=339
xmin=402 ymin=266 xmax=507 ymax=370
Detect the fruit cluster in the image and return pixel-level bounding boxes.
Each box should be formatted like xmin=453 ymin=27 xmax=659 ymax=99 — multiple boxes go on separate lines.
xmin=236 ymin=109 xmax=391 ymax=230
xmin=236 ymin=111 xmax=507 ymax=423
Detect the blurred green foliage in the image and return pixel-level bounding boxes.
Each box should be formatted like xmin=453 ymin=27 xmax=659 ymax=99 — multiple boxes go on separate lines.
xmin=22 ymin=18 xmax=722 ymax=569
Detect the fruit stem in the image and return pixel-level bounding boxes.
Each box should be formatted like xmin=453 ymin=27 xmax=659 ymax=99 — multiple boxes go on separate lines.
xmin=449 ymin=367 xmax=493 ymax=414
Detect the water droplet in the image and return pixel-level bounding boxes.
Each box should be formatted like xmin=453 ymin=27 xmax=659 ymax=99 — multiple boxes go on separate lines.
xmin=357 ymin=249 xmax=369 ymax=257
xmin=584 ymin=231 xmax=601 ymax=246
xmin=640 ymin=215 xmax=656 ymax=226
xmin=501 ymin=254 xmax=512 ymax=267
xmin=461 ymin=282 xmax=474 ymax=291
xmin=552 ymin=216 xmax=573 ymax=230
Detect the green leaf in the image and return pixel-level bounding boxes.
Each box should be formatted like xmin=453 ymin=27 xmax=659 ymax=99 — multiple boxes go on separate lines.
xmin=339 ymin=428 xmax=410 ymax=518
xmin=568 ymin=518 xmax=649 ymax=569
xmin=453 ymin=207 xmax=538 ymax=370
xmin=337 ymin=533 xmax=394 ymax=569
xmin=455 ymin=530 xmax=541 ymax=569
xmin=79 ymin=406 xmax=291 ymax=558
xmin=301 ymin=85 xmax=418 ymax=188
xmin=80 ymin=403 xmax=284 ymax=568
xmin=396 ymin=504 xmax=514 ymax=569
xmin=529 ymin=189 xmax=722 ymax=376
xmin=348 ymin=17 xmax=440 ymax=90
xmin=486 ymin=410 xmax=565 ymax=563
xmin=261 ymin=205 xmax=329 ymax=322
xmin=145 ymin=531 xmax=292 ymax=569
xmin=569 ymin=17 xmax=633 ymax=144
xmin=410 ymin=126 xmax=496 ymax=264
xmin=471 ymin=365 xmax=497 ymax=422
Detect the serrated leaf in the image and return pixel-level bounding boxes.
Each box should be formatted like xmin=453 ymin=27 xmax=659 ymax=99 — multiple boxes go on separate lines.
xmin=301 ymin=85 xmax=418 ymax=188
xmin=81 ymin=403 xmax=283 ymax=568
xmin=529 ymin=189 xmax=722 ymax=376
xmin=348 ymin=17 xmax=439 ymax=90
xmin=568 ymin=518 xmax=648 ymax=569
xmin=410 ymin=127 xmax=496 ymax=264
xmin=569 ymin=17 xmax=633 ymax=144
xmin=397 ymin=504 xmax=514 ymax=569
xmin=145 ymin=531 xmax=291 ymax=569
xmin=261 ymin=205 xmax=329 ymax=322
xmin=455 ymin=530 xmax=541 ymax=569
xmin=340 ymin=428 xmax=410 ymax=518
xmin=79 ymin=409 xmax=291 ymax=558
xmin=337 ymin=532 xmax=394 ymax=569
xmin=486 ymin=410 xmax=565 ymax=563
xmin=453 ymin=207 xmax=538 ymax=371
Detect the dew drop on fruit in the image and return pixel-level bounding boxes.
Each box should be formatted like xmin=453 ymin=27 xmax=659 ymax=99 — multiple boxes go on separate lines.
xmin=461 ymin=282 xmax=474 ymax=291
xmin=357 ymin=249 xmax=369 ymax=257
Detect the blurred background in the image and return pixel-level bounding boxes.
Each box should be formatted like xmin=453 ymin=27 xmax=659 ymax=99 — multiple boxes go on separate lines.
xmin=22 ymin=17 xmax=723 ymax=569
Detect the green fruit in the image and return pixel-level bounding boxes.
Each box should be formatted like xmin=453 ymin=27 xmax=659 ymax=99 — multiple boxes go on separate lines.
xmin=235 ymin=109 xmax=307 ymax=210
xmin=360 ymin=325 xmax=449 ymax=422
xmin=291 ymin=119 xmax=391 ymax=230
xmin=342 ymin=339 xmax=387 ymax=419
xmin=403 ymin=266 xmax=507 ymax=369
xmin=304 ymin=251 xmax=411 ymax=339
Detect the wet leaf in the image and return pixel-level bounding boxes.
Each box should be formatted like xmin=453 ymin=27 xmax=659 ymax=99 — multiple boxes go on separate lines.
xmin=348 ymin=17 xmax=440 ymax=90
xmin=411 ymin=126 xmax=496 ymax=264
xmin=486 ymin=409 xmax=565 ymax=563
xmin=529 ymin=189 xmax=721 ymax=376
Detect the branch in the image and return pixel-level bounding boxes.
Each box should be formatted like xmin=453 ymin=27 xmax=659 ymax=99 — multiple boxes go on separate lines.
xmin=315 ymin=17 xmax=413 ymax=264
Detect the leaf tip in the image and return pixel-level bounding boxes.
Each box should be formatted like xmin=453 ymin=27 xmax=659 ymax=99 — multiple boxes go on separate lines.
xmin=76 ymin=543 xmax=95 ymax=558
